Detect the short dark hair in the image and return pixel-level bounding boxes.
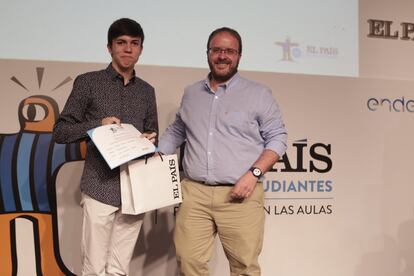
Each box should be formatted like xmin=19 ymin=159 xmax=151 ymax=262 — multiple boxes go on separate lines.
xmin=207 ymin=27 xmax=242 ymax=55
xmin=107 ymin=18 xmax=144 ymax=46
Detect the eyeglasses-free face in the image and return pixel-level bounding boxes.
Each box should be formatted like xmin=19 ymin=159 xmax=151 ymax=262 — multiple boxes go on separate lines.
xmin=108 ymin=35 xmax=142 ymax=74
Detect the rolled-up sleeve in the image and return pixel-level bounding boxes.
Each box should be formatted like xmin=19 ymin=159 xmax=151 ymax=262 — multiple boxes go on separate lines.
xmin=258 ymin=88 xmax=288 ymax=158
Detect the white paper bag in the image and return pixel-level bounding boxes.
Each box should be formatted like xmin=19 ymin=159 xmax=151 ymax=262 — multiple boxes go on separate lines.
xmin=120 ymin=154 xmax=182 ymax=214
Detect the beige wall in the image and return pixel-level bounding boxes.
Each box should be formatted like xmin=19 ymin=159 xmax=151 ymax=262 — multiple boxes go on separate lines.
xmin=360 ymin=0 xmax=414 ymax=80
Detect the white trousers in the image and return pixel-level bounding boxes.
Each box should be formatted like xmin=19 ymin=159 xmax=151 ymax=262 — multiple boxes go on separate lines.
xmin=81 ymin=193 xmax=144 ymax=276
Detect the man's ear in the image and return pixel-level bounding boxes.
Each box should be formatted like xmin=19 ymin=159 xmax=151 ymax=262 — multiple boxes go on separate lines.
xmin=107 ymin=43 xmax=113 ymax=56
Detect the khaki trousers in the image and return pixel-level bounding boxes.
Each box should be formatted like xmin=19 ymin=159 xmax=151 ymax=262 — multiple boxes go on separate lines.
xmin=81 ymin=193 xmax=144 ymax=276
xmin=174 ymin=179 xmax=265 ymax=276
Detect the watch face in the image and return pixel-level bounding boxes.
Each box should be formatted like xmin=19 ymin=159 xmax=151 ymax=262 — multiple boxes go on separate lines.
xmin=253 ymin=168 xmax=261 ymax=177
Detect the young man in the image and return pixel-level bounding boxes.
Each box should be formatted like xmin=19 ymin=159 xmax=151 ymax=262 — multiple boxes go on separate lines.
xmin=158 ymin=27 xmax=288 ymax=275
xmin=53 ymin=18 xmax=158 ymax=275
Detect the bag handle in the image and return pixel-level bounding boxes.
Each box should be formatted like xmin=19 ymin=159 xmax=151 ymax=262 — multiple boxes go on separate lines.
xmin=144 ymin=152 xmax=164 ymax=164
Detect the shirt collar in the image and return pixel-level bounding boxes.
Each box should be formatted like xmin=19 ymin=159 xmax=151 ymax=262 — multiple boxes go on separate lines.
xmin=106 ymin=63 xmax=136 ymax=83
xmin=204 ymin=72 xmax=240 ymax=92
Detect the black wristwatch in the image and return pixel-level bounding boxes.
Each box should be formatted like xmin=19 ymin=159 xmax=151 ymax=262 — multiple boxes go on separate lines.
xmin=249 ymin=167 xmax=263 ymax=178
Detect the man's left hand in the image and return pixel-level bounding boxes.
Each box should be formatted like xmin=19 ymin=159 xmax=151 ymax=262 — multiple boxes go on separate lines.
xmin=230 ymin=172 xmax=258 ymax=200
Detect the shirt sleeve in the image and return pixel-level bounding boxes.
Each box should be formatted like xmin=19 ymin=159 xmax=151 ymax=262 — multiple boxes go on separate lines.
xmin=143 ymin=87 xmax=159 ymax=135
xmin=53 ymin=75 xmax=101 ymax=144
xmin=258 ymin=87 xmax=288 ymax=158
xmin=158 ymin=105 xmax=187 ymax=155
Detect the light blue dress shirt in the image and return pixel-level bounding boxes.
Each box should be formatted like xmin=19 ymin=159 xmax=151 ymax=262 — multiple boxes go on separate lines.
xmin=158 ymin=73 xmax=287 ymax=185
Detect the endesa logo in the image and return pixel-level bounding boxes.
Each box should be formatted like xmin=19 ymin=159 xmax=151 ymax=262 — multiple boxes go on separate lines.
xmin=367 ymin=96 xmax=414 ymax=112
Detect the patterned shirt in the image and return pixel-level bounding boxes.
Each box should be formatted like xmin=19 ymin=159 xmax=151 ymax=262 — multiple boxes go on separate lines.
xmin=158 ymin=73 xmax=287 ymax=184
xmin=54 ymin=64 xmax=158 ymax=206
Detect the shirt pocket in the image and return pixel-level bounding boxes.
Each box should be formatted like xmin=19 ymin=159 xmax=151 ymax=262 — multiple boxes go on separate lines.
xmin=220 ymin=111 xmax=252 ymax=129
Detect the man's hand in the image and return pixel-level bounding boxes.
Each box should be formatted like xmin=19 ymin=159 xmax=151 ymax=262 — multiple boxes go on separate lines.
xmin=101 ymin=116 xmax=121 ymax=125
xmin=230 ymin=172 xmax=258 ymax=200
xmin=141 ymin=132 xmax=157 ymax=144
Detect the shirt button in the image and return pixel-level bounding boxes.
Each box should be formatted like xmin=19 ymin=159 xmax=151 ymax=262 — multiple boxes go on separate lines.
xmin=209 ymin=132 xmax=213 ymax=136
xmin=207 ymin=151 xmax=211 ymax=155
xmin=214 ymin=96 xmax=218 ymax=99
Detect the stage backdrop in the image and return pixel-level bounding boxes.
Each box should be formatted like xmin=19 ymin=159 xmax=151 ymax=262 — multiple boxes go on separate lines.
xmin=0 ymin=59 xmax=413 ymax=276
xmin=1 ymin=0 xmax=414 ymax=275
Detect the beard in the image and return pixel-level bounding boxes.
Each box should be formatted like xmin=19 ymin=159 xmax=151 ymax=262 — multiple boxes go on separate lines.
xmin=208 ymin=57 xmax=239 ymax=83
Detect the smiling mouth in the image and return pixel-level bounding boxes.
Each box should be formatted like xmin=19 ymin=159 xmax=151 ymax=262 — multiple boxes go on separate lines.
xmin=216 ymin=62 xmax=230 ymax=68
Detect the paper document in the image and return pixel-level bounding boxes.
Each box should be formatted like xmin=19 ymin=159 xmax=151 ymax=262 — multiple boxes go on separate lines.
xmin=87 ymin=123 xmax=155 ymax=169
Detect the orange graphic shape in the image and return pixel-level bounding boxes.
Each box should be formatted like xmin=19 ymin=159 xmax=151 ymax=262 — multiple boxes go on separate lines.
xmin=0 ymin=213 xmax=68 ymax=276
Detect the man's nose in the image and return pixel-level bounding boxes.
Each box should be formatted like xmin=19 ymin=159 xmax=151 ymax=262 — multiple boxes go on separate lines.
xmin=217 ymin=50 xmax=227 ymax=58
xmin=125 ymin=43 xmax=132 ymax=52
